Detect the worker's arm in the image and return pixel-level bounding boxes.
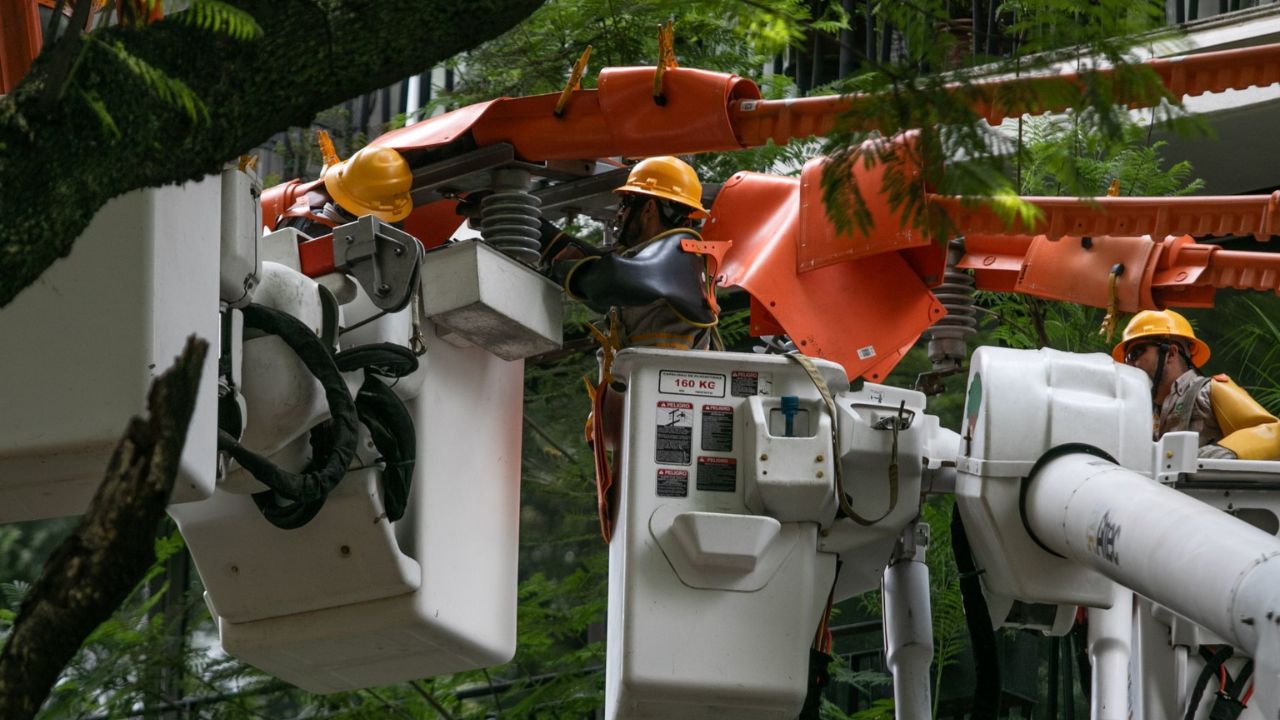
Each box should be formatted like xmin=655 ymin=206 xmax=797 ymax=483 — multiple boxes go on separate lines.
xmin=538 ymin=219 xmax=601 ymax=268
xmin=552 ymin=232 xmax=715 ymax=325
xmin=1209 ymin=376 xmax=1280 ymax=461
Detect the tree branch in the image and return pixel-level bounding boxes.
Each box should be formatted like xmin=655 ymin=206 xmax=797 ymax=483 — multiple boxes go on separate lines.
xmin=411 ymin=680 xmax=459 ymax=720
xmin=0 ymin=336 xmax=208 ymax=720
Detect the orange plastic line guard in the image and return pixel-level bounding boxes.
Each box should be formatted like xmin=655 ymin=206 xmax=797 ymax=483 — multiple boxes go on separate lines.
xmin=729 ymin=42 xmax=1280 ymax=147
xmin=1185 ymin=247 xmax=1280 ymax=294
xmin=932 ymin=192 xmax=1280 ymax=242
xmin=959 ymin=234 xmax=1280 ymax=313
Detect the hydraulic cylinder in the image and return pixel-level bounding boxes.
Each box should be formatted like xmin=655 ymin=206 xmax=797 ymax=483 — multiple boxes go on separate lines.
xmin=1087 ymin=585 xmax=1133 ymax=720
xmin=882 ymin=522 xmax=933 ymax=720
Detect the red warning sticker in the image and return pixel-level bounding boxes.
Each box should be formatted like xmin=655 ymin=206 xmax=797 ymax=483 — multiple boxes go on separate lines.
xmin=696 ymin=456 xmax=737 ymax=493
xmin=656 ymin=401 xmax=693 ymax=465
xmin=657 ymin=469 xmax=689 ymax=497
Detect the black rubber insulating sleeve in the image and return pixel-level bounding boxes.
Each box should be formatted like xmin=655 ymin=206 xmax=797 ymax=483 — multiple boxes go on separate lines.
xmin=952 ymin=504 xmax=1001 ymax=720
xmin=566 ymin=233 xmax=714 ymax=324
xmin=218 ymin=303 xmax=359 ymax=504
xmin=355 ymin=374 xmax=416 ymax=522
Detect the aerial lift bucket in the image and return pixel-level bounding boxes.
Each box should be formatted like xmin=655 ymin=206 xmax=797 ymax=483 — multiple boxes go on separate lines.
xmin=170 ymin=225 xmax=559 ymax=692
xmin=0 ymin=177 xmax=223 ymax=522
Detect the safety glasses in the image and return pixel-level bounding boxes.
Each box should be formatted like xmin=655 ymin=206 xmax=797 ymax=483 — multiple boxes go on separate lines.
xmin=1124 ymin=343 xmax=1153 ymax=364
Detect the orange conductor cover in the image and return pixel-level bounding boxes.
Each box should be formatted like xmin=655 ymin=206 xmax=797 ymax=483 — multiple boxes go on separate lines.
xmin=707 ymin=171 xmax=944 ymax=382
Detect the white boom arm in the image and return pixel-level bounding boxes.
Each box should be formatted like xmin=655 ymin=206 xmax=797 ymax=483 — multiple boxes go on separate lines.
xmin=1025 ymin=449 xmax=1280 ymax=717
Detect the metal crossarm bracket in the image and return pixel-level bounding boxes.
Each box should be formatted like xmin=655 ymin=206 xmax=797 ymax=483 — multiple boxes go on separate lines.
xmin=332 ymin=216 xmax=423 ymax=312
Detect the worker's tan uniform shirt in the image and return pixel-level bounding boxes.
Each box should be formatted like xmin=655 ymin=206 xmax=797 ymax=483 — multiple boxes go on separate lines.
xmin=617 ymin=302 xmax=711 ymax=351
xmin=1155 ymin=369 xmax=1223 ymax=446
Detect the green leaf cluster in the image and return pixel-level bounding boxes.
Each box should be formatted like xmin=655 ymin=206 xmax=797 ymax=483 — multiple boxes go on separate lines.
xmin=441 ymin=0 xmax=841 ymax=107
xmin=172 ymin=0 xmax=264 ymax=41
xmin=817 ymin=0 xmax=1193 ymax=240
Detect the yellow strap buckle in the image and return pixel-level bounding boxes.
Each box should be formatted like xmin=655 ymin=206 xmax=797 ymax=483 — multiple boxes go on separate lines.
xmin=1099 ymin=262 xmax=1125 ymax=342
xmin=653 ymin=20 xmax=677 ymax=105
xmin=554 ymin=46 xmax=593 ymax=117
xmin=316 ymin=129 xmax=340 ymax=168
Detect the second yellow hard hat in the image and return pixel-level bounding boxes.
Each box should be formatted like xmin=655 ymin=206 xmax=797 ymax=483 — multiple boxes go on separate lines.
xmin=1111 ymin=309 xmax=1210 ymax=367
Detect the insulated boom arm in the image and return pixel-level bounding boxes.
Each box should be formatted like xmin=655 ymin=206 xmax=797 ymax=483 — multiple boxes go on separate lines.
xmin=375 ymin=43 xmax=1280 ymax=163
xmin=933 ymin=191 xmax=1280 ymax=242
xmin=935 ymin=191 xmax=1280 ymax=310
xmin=1024 ymin=449 xmax=1280 ymax=718
xmin=728 ymin=43 xmax=1280 ymax=147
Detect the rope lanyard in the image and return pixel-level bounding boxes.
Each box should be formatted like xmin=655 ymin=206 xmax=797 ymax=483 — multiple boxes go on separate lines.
xmin=786 ymin=352 xmax=901 ymax=526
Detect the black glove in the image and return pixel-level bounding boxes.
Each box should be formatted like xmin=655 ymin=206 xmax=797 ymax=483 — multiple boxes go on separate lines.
xmin=549 ymin=257 xmax=584 ymax=287
xmin=565 ymin=233 xmax=714 ymax=322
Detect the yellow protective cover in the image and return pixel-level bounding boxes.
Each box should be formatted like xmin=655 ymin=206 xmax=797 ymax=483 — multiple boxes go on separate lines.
xmin=1210 ymin=375 xmax=1280 ymax=460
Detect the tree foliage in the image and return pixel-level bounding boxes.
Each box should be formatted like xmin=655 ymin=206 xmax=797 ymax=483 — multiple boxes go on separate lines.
xmin=445 ymin=0 xmax=829 ymax=106
xmin=980 ymin=114 xmax=1207 ymax=356
xmin=818 ymin=0 xmax=1197 ymax=240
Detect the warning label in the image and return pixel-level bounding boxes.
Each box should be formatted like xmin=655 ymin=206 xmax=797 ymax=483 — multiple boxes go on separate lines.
xmin=656 ymin=469 xmax=689 ymax=498
xmin=697 ymin=456 xmax=737 ymax=493
xmin=701 ymin=405 xmax=734 ymax=452
xmin=731 ymin=370 xmax=773 ymax=397
xmin=656 ymin=401 xmax=693 ymax=465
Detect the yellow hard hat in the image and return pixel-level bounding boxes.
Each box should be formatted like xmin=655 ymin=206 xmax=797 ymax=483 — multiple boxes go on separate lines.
xmin=323 ymin=146 xmax=413 ymax=223
xmin=615 ymin=156 xmax=707 ymax=217
xmin=1111 ymin=309 xmax=1210 ymax=367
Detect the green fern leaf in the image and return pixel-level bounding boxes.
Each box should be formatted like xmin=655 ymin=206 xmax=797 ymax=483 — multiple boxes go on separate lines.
xmin=174 ymin=0 xmax=263 ymax=41
xmin=1 ymin=579 xmax=31 ymax=609
xmin=97 ymin=40 xmax=209 ymax=125
xmin=79 ymin=89 xmax=122 ymax=140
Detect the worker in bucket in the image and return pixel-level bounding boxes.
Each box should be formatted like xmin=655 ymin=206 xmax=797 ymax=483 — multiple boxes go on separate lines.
xmin=547 ymin=155 xmax=727 ymax=352
xmin=544 ymin=156 xmax=731 ymax=543
xmin=1114 ymin=309 xmax=1280 ymax=460
xmin=277 ymin=145 xmax=413 ymax=238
